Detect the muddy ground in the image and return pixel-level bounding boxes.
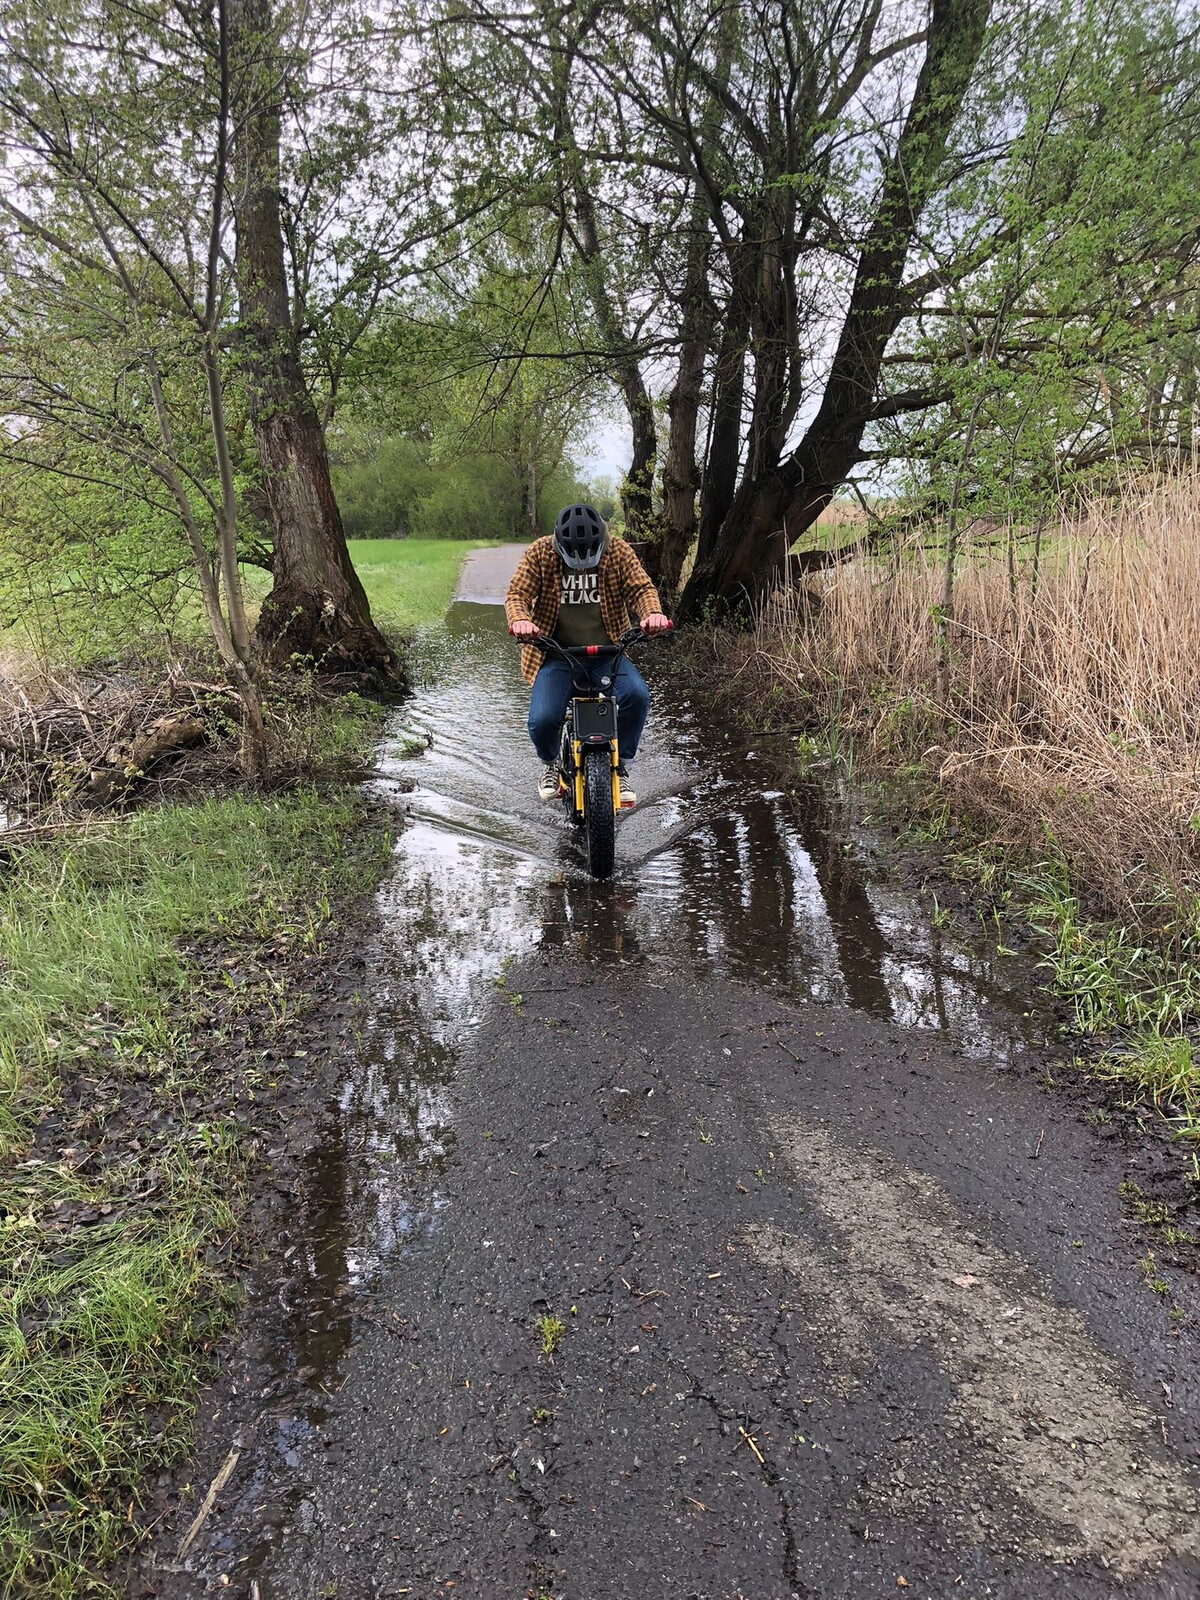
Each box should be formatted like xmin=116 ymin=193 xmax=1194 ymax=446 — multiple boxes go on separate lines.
xmin=133 ymin=548 xmax=1200 ymax=1600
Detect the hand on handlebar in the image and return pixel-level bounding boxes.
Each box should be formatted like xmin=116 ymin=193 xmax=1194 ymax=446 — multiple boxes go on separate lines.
xmin=509 ymin=618 xmax=539 ymax=638
xmin=641 ymin=612 xmax=672 ymax=636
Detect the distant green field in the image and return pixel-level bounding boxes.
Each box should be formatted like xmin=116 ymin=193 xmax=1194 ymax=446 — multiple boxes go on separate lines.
xmin=236 ymin=536 xmax=500 ymax=641
xmin=346 ymin=537 xmax=501 ymax=631
xmin=1 ymin=537 xmax=500 ymax=669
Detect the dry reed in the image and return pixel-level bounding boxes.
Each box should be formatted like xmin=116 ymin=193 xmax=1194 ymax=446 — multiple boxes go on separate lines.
xmin=738 ymin=479 xmax=1200 ymax=917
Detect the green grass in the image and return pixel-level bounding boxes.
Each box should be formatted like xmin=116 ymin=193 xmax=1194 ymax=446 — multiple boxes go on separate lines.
xmin=1095 ymin=1034 xmax=1200 ymax=1143
xmin=347 ymin=537 xmax=500 ymax=632
xmin=3 ymin=536 xmax=493 ymax=669
xmin=1022 ymin=867 xmax=1200 ymax=1149
xmin=1029 ymin=875 xmax=1200 ymax=1036
xmin=536 ymin=1313 xmax=566 ymax=1359
xmin=0 ymin=526 xmax=483 ymax=1594
xmin=0 ymin=793 xmax=393 ymax=1595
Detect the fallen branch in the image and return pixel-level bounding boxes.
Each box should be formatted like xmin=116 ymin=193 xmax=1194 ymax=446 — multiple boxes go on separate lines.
xmin=85 ymin=713 xmax=206 ymax=805
xmin=176 ymin=1445 xmax=240 ymax=1560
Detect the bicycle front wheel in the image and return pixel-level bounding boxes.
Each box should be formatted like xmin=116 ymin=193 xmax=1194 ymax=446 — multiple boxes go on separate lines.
xmin=583 ymin=747 xmax=616 ymax=878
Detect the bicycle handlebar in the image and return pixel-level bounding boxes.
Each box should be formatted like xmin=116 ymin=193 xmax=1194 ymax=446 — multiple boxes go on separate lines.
xmin=508 ymin=620 xmax=672 ymax=688
xmin=508 ymin=623 xmax=672 ymax=658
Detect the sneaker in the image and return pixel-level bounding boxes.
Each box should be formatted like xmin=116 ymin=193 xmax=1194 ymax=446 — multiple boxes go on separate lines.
xmin=616 ymin=763 xmax=636 ymax=808
xmin=538 ymin=764 xmax=560 ymax=802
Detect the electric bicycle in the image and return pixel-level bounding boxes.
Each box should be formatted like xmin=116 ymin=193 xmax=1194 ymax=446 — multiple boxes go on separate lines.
xmin=525 ymin=628 xmax=659 ymax=879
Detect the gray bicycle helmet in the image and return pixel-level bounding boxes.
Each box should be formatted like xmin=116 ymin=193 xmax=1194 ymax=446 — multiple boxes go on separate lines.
xmin=553 ymin=503 xmax=608 ymax=571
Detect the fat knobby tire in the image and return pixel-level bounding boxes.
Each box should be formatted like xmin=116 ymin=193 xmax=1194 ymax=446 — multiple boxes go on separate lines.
xmin=583 ymin=748 xmax=616 ymax=878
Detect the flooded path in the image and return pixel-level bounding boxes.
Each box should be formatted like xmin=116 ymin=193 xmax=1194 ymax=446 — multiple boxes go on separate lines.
xmin=151 ymin=547 xmax=1200 ymax=1599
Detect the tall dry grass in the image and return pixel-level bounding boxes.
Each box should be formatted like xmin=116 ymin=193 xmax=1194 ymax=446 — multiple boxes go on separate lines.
xmin=738 ymin=478 xmax=1200 ymax=916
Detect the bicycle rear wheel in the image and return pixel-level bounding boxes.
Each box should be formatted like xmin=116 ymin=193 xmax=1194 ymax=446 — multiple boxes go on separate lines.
xmin=583 ymin=747 xmax=616 ymax=878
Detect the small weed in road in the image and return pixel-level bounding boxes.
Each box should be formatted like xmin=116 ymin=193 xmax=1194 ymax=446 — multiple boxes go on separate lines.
xmin=537 ymin=1314 xmax=566 ymax=1358
xmin=1119 ymin=1181 xmax=1196 ymax=1247
xmin=1118 ymin=1180 xmax=1172 ymax=1228
xmin=1137 ymin=1252 xmax=1171 ymax=1296
xmin=694 ymin=1115 xmax=714 ymax=1145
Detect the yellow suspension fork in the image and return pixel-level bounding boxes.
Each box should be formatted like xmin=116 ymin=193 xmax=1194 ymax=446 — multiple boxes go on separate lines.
xmin=572 ymin=739 xmax=585 ymax=814
xmin=572 ymin=737 xmax=622 ymax=813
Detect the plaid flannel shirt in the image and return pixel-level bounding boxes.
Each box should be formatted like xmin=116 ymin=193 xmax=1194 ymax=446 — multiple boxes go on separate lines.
xmin=504 ymin=536 xmax=663 ymax=684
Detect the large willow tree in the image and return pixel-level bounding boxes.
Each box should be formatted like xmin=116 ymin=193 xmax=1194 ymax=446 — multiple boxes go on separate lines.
xmin=0 ymin=0 xmax=445 ymax=678
xmin=432 ymin=0 xmax=1200 ymax=613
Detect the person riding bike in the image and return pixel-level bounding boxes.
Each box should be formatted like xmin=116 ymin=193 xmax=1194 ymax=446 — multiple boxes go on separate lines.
xmin=505 ymin=504 xmax=671 ymax=806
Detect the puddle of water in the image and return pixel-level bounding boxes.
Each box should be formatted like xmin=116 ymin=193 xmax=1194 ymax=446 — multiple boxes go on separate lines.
xmin=383 ymin=602 xmax=1040 ymax=1051
xmin=216 ymin=596 xmax=1051 ymax=1584
xmin=316 ymin=597 xmax=1046 ymax=1317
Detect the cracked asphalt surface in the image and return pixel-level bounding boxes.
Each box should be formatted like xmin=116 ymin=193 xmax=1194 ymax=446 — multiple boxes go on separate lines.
xmin=143 ymin=548 xmax=1200 ymax=1600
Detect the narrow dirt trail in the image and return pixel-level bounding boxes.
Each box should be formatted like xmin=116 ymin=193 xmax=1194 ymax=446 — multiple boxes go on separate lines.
xmin=148 ymin=546 xmax=1200 ymax=1599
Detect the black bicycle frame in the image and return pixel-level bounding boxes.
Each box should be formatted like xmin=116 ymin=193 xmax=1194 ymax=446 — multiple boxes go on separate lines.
xmin=530 ymin=629 xmax=643 ymax=737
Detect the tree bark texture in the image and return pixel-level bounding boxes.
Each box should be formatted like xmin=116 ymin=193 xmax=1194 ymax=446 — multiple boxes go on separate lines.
xmin=659 ymin=297 xmax=709 ymax=597
xmin=229 ymin=0 xmax=395 ymax=679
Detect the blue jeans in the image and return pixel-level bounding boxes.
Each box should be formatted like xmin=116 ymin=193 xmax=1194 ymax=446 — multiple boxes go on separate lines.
xmin=527 ymin=658 xmax=650 ymax=765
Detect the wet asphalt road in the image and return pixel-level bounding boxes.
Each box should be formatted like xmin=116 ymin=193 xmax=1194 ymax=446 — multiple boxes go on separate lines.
xmin=149 ymin=547 xmax=1200 ymax=1599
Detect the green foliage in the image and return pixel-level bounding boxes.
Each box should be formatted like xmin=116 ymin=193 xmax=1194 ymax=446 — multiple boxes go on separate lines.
xmin=1026 ymin=867 xmax=1200 ymax=1148
xmin=331 ymin=424 xmax=599 ymax=542
xmin=884 ymin=1 xmax=1200 ymax=518
xmin=328 ymin=230 xmax=608 ymax=541
xmin=1030 ymin=873 xmax=1200 ymax=1036
xmin=333 ymin=430 xmax=431 ymax=539
xmin=0 ymin=443 xmax=206 ymax=665
xmin=1099 ymin=1039 xmax=1200 ymax=1144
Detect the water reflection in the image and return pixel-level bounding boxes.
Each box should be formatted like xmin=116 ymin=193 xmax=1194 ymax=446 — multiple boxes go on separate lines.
xmin=284 ymin=608 xmax=1029 ymax=1363
xmin=365 ymin=599 xmax=1038 ymax=1065
xmin=289 ymin=599 xmax=1042 ymax=1309
xmin=222 ymin=593 xmax=1045 ymax=1586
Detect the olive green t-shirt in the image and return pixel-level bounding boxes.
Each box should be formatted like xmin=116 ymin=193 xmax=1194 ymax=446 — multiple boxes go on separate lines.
xmin=554 ymin=569 xmax=609 ymax=648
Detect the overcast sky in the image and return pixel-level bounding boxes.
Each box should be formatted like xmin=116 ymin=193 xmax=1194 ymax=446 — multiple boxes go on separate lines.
xmin=580 ymin=414 xmax=632 ymax=485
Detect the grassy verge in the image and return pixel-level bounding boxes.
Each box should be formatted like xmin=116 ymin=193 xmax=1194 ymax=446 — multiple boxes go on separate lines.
xmin=3 ymin=536 xmax=493 ymax=670
xmin=346 ymin=536 xmax=501 ymax=631
xmin=1 ymin=789 xmax=394 ymax=1594
xmin=712 ymin=479 xmax=1200 ymax=1168
xmin=0 ymin=538 xmax=486 ymax=1594
xmin=240 ymin=538 xmax=493 ymax=637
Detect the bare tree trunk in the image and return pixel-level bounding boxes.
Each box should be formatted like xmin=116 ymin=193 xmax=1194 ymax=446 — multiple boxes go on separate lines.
xmin=695 ymin=307 xmax=748 ymax=571
xmin=659 ymin=310 xmax=708 ymax=596
xmin=679 ymin=0 xmax=991 ymax=622
xmin=620 ymin=368 xmax=659 ymax=547
xmin=659 ymin=198 xmax=718 ymax=597
xmin=229 ymin=0 xmax=394 ymax=681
